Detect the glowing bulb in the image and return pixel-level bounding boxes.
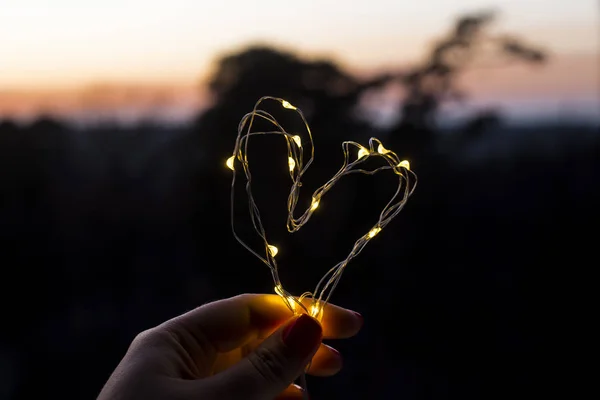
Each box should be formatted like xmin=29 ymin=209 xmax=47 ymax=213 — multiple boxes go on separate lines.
xmin=367 ymin=227 xmax=381 ymax=239
xmin=281 ymin=100 xmax=297 ymax=110
xmin=274 ymin=285 xmax=296 ymax=312
xmin=288 ymin=157 xmax=296 ymax=171
xmin=268 ymin=245 xmax=279 ymax=257
xmin=226 ymin=156 xmax=235 ymax=170
xmin=274 ymin=284 xmax=284 ymax=297
xmin=357 ymin=147 xmax=369 ymax=159
xmin=310 ymin=197 xmax=320 ymax=211
xmin=377 ymin=144 xmax=390 ymax=154
xmin=288 ymin=298 xmax=297 ymax=312
xmin=398 ymin=160 xmax=410 ymax=170
xmin=292 ymin=135 xmax=302 ymax=148
xmin=310 ymin=303 xmax=320 ymax=318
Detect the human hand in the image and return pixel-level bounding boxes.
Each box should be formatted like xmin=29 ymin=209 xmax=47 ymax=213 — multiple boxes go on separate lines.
xmin=97 ymin=294 xmax=363 ymax=400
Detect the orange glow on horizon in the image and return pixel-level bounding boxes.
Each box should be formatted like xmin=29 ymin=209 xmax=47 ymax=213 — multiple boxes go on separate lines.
xmin=1 ymin=51 xmax=597 ymax=122
xmin=1 ymin=0 xmax=597 ymax=122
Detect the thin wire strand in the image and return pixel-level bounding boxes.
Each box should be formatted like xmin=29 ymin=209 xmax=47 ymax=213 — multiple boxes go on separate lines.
xmin=228 ymin=96 xmax=418 ymax=317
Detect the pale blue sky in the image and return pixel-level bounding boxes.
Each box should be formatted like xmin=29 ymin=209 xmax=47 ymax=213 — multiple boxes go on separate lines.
xmin=1 ymin=0 xmax=597 ymax=89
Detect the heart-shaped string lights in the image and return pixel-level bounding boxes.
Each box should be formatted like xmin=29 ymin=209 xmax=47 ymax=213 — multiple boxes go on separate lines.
xmin=226 ymin=96 xmax=417 ymax=320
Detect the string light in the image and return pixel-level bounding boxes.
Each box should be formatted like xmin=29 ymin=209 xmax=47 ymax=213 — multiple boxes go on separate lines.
xmin=310 ymin=302 xmax=321 ymax=318
xmin=227 ymin=96 xmax=418 ymax=320
xmin=226 ymin=155 xmax=235 ymax=171
xmin=288 ymin=157 xmax=296 ymax=172
xmin=274 ymin=284 xmax=297 ymax=312
xmin=281 ymin=100 xmax=297 ymax=110
xmin=292 ymin=135 xmax=302 ymax=148
xmin=267 ymin=245 xmax=279 ymax=257
xmin=310 ymin=197 xmax=320 ymax=211
xmin=367 ymin=227 xmax=381 ymax=239
xmin=377 ymin=143 xmax=390 ymax=154
xmin=357 ymin=146 xmax=369 ymax=159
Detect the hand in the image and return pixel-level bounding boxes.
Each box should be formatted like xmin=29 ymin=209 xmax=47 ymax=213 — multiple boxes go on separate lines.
xmin=97 ymin=294 xmax=363 ymax=400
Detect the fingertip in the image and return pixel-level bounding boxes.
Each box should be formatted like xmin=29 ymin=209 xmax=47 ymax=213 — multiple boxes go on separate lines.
xmin=320 ymin=304 xmax=364 ymax=339
xmin=308 ymin=344 xmax=343 ymax=377
xmin=277 ymin=384 xmax=306 ymax=400
xmin=353 ymin=311 xmax=364 ymax=327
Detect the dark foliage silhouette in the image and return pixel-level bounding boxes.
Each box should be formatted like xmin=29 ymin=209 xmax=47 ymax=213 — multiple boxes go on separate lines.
xmin=399 ymin=10 xmax=546 ymax=129
xmin=379 ymin=10 xmax=548 ymax=164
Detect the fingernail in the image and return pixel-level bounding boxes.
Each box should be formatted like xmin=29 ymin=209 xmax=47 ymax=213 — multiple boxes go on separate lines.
xmin=354 ymin=311 xmax=364 ymax=325
xmin=292 ymin=384 xmax=305 ymax=393
xmin=292 ymin=384 xmax=310 ymax=399
xmin=328 ymin=345 xmax=341 ymax=357
xmin=282 ymin=314 xmax=322 ymax=357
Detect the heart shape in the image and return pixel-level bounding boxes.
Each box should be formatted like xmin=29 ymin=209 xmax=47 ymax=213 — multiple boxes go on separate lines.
xmin=227 ymin=96 xmax=417 ymax=318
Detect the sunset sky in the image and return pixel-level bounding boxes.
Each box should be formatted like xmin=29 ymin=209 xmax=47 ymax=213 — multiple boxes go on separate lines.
xmin=1 ymin=0 xmax=598 ymax=122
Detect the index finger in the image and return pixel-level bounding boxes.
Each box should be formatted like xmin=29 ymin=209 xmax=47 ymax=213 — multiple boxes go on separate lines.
xmin=162 ymin=293 xmax=363 ymax=353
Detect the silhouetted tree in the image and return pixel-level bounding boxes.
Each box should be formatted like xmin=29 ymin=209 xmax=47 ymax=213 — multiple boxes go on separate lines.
xmin=400 ymin=10 xmax=546 ymax=129
xmin=193 ymin=46 xmax=391 ymax=167
xmin=381 ymin=10 xmax=547 ymax=163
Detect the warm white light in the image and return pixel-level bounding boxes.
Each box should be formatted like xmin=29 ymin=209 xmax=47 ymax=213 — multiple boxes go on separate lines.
xmin=367 ymin=227 xmax=381 ymax=239
xmin=310 ymin=197 xmax=320 ymax=211
xmin=281 ymin=100 xmax=297 ymax=110
xmin=288 ymin=157 xmax=296 ymax=171
xmin=377 ymin=144 xmax=390 ymax=154
xmin=274 ymin=284 xmax=284 ymax=297
xmin=310 ymin=302 xmax=320 ymax=318
xmin=292 ymin=135 xmax=302 ymax=148
xmin=398 ymin=160 xmax=410 ymax=170
xmin=268 ymin=245 xmax=279 ymax=257
xmin=226 ymin=156 xmax=235 ymax=170
xmin=357 ymin=147 xmax=369 ymax=159
xmin=274 ymin=285 xmax=296 ymax=312
xmin=288 ymin=298 xmax=297 ymax=312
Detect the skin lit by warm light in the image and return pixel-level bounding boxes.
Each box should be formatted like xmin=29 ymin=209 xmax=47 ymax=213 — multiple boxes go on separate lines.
xmin=268 ymin=245 xmax=279 ymax=257
xmin=377 ymin=144 xmax=390 ymax=154
xmin=288 ymin=157 xmax=296 ymax=171
xmin=281 ymin=100 xmax=296 ymax=110
xmin=398 ymin=160 xmax=410 ymax=170
xmin=367 ymin=227 xmax=382 ymax=239
xmin=292 ymin=135 xmax=302 ymax=148
xmin=357 ymin=147 xmax=369 ymax=159
xmin=310 ymin=197 xmax=320 ymax=211
xmin=226 ymin=156 xmax=235 ymax=171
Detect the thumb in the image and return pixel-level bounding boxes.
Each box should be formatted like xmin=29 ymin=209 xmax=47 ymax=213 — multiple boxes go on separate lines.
xmin=204 ymin=314 xmax=323 ymax=400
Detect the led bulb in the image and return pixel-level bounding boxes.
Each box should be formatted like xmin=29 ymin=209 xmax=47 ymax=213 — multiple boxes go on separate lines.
xmin=367 ymin=227 xmax=381 ymax=239
xmin=292 ymin=135 xmax=302 ymax=148
xmin=288 ymin=298 xmax=297 ymax=312
xmin=310 ymin=303 xmax=320 ymax=318
xmin=281 ymin=100 xmax=296 ymax=110
xmin=226 ymin=156 xmax=235 ymax=171
xmin=274 ymin=284 xmax=284 ymax=297
xmin=377 ymin=144 xmax=390 ymax=154
xmin=310 ymin=197 xmax=320 ymax=211
xmin=274 ymin=285 xmax=296 ymax=312
xmin=268 ymin=245 xmax=279 ymax=257
xmin=288 ymin=157 xmax=296 ymax=171
xmin=398 ymin=160 xmax=410 ymax=170
xmin=357 ymin=147 xmax=369 ymax=159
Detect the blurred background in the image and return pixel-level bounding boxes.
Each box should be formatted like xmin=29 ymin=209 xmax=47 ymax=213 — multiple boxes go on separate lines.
xmin=0 ymin=1 xmax=598 ymax=399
